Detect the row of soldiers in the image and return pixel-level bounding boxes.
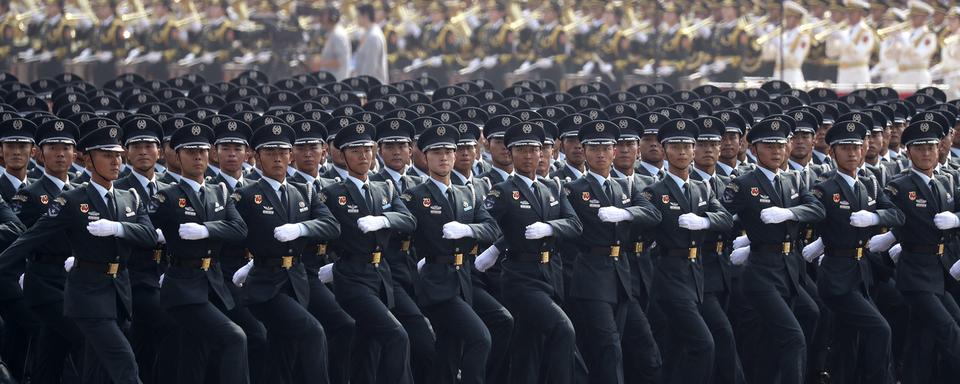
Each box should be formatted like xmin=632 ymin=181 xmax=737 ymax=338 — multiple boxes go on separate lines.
xmin=0 ymin=68 xmax=958 ymax=384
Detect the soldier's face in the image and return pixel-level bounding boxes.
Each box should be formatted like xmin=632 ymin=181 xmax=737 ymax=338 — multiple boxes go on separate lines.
xmin=907 ymin=143 xmax=938 ymax=172
xmin=561 ymin=138 xmax=584 ymax=166
xmin=538 ymin=144 xmax=555 ymax=176
xmin=126 ymin=142 xmax=159 ymax=173
xmin=814 ymin=125 xmax=830 ymax=152
xmin=329 ymin=145 xmax=346 ymax=168
xmin=833 ymin=143 xmax=864 ymax=174
xmin=378 ymin=142 xmax=412 ymax=172
xmin=88 ymin=150 xmax=122 ymax=181
xmin=752 ymin=142 xmax=787 ymax=171
xmin=694 ymin=140 xmax=720 ymax=169
xmin=218 ymin=143 xmax=248 ymax=175
xmin=720 ymin=132 xmax=740 ymax=161
xmin=163 ymin=141 xmax=181 ymax=173
xmin=487 ymin=138 xmax=512 ymax=168
xmin=342 ymin=146 xmax=374 ymax=178
xmin=411 ymin=144 xmax=427 ymax=170
xmin=257 ymin=147 xmax=292 ymax=180
xmin=509 ymin=145 xmax=541 ymax=177
xmin=889 ymin=123 xmax=905 ymax=148
xmin=425 ymin=148 xmax=455 ymax=178
xmin=40 ymin=143 xmax=74 ymax=176
xmin=177 ymin=148 xmax=209 ymax=180
xmin=867 ymin=131 xmax=883 ymax=160
xmin=790 ymin=132 xmax=814 ymax=160
xmin=614 ymin=140 xmax=639 ymax=171
xmin=584 ymin=144 xmax=614 ymax=175
xmin=0 ymin=142 xmax=33 ymax=171
xmin=639 ymin=134 xmax=663 ymax=164
xmin=939 ymin=132 xmax=953 ymax=162
xmin=664 ymin=142 xmax=694 ymax=171
xmin=455 ymin=145 xmax=477 ymax=174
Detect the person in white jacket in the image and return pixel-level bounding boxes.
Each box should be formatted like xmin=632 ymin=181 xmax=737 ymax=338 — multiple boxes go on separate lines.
xmin=762 ymin=1 xmax=811 ymax=86
xmin=351 ymin=3 xmax=389 ymax=84
xmin=894 ymin=1 xmax=938 ymax=85
xmin=827 ymin=0 xmax=875 ymax=85
xmin=938 ymin=8 xmax=960 ymax=98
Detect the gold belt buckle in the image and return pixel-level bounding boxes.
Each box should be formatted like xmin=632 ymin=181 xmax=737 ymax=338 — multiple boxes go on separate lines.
xmin=454 ymin=253 xmax=464 ymax=266
xmin=782 ymin=242 xmax=792 ymax=254
xmin=610 ymin=245 xmax=621 ymax=258
xmin=635 ymin=243 xmax=644 ymax=253
xmin=200 ymin=258 xmax=211 ymax=271
xmin=715 ymin=243 xmax=724 ymax=254
xmin=371 ymin=252 xmax=382 ymax=265
xmin=938 ymin=244 xmax=945 ymax=256
xmin=540 ymin=251 xmax=550 ymax=264
xmin=401 ymin=240 xmax=411 ymax=252
xmin=281 ymin=256 xmax=294 ymax=269
xmin=688 ymin=248 xmax=698 ymax=260
xmin=152 ymin=249 xmax=162 ymax=263
xmin=317 ymin=244 xmax=327 ymax=256
xmin=855 ymin=248 xmax=863 ymax=260
xmin=107 ymin=263 xmax=119 ymax=277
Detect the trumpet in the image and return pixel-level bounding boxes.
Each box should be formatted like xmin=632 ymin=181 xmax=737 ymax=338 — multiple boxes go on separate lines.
xmin=755 ymin=26 xmax=781 ymax=46
xmin=121 ymin=0 xmax=149 ymax=22
xmin=813 ymin=21 xmax=847 ymax=41
xmin=740 ymin=15 xmax=768 ymax=34
xmin=173 ymin=0 xmax=203 ymax=28
xmin=680 ymin=18 xmax=713 ymax=37
xmin=877 ymin=21 xmax=910 ymax=37
xmin=798 ymin=19 xmax=829 ymax=33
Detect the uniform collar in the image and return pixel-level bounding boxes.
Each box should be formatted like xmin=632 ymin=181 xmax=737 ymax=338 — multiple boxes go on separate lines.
xmin=693 ymin=166 xmax=714 ymax=181
xmin=383 ymin=166 xmax=404 ymax=185
xmin=564 ymin=163 xmax=583 ymax=179
xmin=911 ymin=168 xmax=933 ymax=186
xmin=131 ymin=170 xmax=156 ymax=191
xmin=2 ymin=172 xmax=24 ymax=190
xmin=491 ymin=166 xmax=512 ymax=181
xmin=757 ymin=165 xmax=780 ymax=183
xmin=429 ymin=177 xmax=450 ymax=195
xmin=180 ymin=177 xmax=204 ymax=194
xmin=452 ymin=169 xmax=470 ymax=184
xmin=90 ymin=180 xmax=114 ymax=199
xmin=587 ymin=170 xmax=610 ymax=186
xmin=515 ymin=173 xmax=536 ymax=190
xmin=220 ymin=172 xmax=242 ymax=189
xmin=44 ymin=173 xmax=66 ymax=191
xmin=666 ymin=170 xmax=689 ymax=191
xmin=837 ymin=171 xmax=857 ymax=189
xmin=638 ymin=161 xmax=663 ymax=176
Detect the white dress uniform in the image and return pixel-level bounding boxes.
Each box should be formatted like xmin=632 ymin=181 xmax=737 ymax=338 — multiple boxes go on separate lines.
xmin=939 ymin=33 xmax=960 ymax=98
xmin=763 ymin=26 xmax=811 ymax=86
xmin=828 ymin=20 xmax=875 ymax=85
xmin=894 ymin=25 xmax=938 ymax=84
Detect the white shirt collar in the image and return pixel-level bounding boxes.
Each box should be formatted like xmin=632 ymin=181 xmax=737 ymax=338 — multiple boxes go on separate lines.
xmin=180 ymin=177 xmax=204 ymax=195
xmin=429 ymin=177 xmax=450 ymax=195
xmin=565 ymin=163 xmax=583 ymax=179
xmin=220 ymin=172 xmax=242 ymax=189
xmin=262 ymin=175 xmax=288 ymax=198
xmin=131 ymin=171 xmax=156 ymax=192
xmin=837 ymin=171 xmax=858 ymax=189
xmin=638 ymin=161 xmax=662 ymax=176
xmin=90 ymin=181 xmax=114 ymax=203
xmin=716 ymin=161 xmax=734 ymax=175
xmin=207 ymin=164 xmax=221 ymax=176
xmin=164 ymin=170 xmax=182 ymax=182
xmin=611 ymin=167 xmax=630 ymax=179
xmin=912 ymin=168 xmax=933 ymax=186
xmin=383 ymin=166 xmax=404 ymax=185
xmin=346 ymin=174 xmax=368 ymax=195
xmin=515 ymin=173 xmax=536 ymax=190
xmin=295 ymin=170 xmax=316 ymax=185
xmin=587 ymin=170 xmax=610 ymax=186
xmin=452 ymin=169 xmax=470 ymax=184
xmin=44 ymin=173 xmax=66 ymax=191
xmin=757 ymin=165 xmax=780 ymax=183
xmin=666 ymin=170 xmax=689 ymax=191
xmin=2 ymin=172 xmax=24 ymax=190
xmin=693 ymin=166 xmax=714 ymax=181
xmin=333 ymin=165 xmax=350 ymax=180
xmin=491 ymin=166 xmax=512 ymax=181
xmin=951 ymin=147 xmax=960 ymax=158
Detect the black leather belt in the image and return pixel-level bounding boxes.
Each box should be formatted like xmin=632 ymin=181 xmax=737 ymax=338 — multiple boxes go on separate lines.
xmin=171 ymin=257 xmax=213 ymax=270
xmin=826 ymin=247 xmax=866 ymax=260
xmin=32 ymin=253 xmax=70 ymax=265
xmin=425 ymin=253 xmax=465 ymax=266
xmin=253 ymin=255 xmax=299 ymax=269
xmin=341 ymin=252 xmax=383 ymax=265
xmin=663 ymin=247 xmax=700 ymax=260
xmin=752 ymin=242 xmax=793 ymax=255
xmin=703 ymin=242 xmax=724 ymax=254
xmin=507 ymin=251 xmax=551 ymax=263
xmin=902 ymin=243 xmax=945 ymax=256
xmin=587 ymin=245 xmax=622 ymax=258
xmin=75 ymin=259 xmax=124 ymax=277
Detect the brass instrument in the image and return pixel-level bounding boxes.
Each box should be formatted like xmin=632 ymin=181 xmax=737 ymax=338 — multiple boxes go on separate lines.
xmin=14 ymin=0 xmax=42 ymax=22
xmin=680 ymin=18 xmax=713 ymax=37
xmin=877 ymin=21 xmax=910 ymax=37
xmin=798 ymin=19 xmax=829 ymax=33
xmin=755 ymin=26 xmax=781 ymax=46
xmin=65 ymin=0 xmax=99 ymax=26
xmin=121 ymin=0 xmax=148 ymax=22
xmin=813 ymin=21 xmax=847 ymax=41
xmin=740 ymin=15 xmax=768 ymax=34
xmin=450 ymin=5 xmax=479 ymax=39
xmin=173 ymin=0 xmax=203 ymax=28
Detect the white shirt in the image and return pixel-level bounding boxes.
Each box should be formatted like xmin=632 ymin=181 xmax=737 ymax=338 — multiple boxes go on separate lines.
xmin=2 ymin=172 xmax=25 ymax=191
xmin=220 ymin=172 xmax=243 ymax=190
xmin=332 ymin=165 xmax=350 ymax=181
xmin=382 ymin=166 xmax=405 ymax=187
xmin=665 ymin=171 xmax=689 ymax=193
xmin=429 ymin=177 xmax=451 ymax=197
xmin=164 ymin=171 xmax=182 ymax=182
xmin=638 ymin=161 xmax=663 ymax=177
xmin=180 ymin=178 xmax=204 ymax=196
xmin=261 ymin=176 xmax=288 ymax=200
xmin=452 ymin=169 xmax=471 ymax=185
xmin=490 ymin=166 xmax=512 ymax=181
xmin=837 ymin=171 xmax=858 ymax=190
xmin=131 ymin=171 xmax=157 ymax=195
xmin=587 ymin=171 xmax=611 ymax=188
xmin=564 ymin=163 xmax=584 ymax=179
xmin=207 ymin=164 xmax=221 ymax=176
xmin=44 ymin=173 xmax=67 ymax=191
xmin=346 ymin=175 xmax=369 ymax=199
xmin=716 ymin=161 xmax=735 ymax=176
xmin=515 ymin=173 xmax=536 ymax=192
xmin=911 ymin=168 xmax=934 ymax=192
xmin=757 ymin=165 xmax=780 ymax=184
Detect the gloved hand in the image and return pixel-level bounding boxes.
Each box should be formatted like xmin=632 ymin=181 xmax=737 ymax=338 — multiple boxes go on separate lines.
xmin=200 ymin=52 xmax=216 ymax=64
xmin=126 ymin=47 xmax=142 ymax=60
xmin=144 ymin=51 xmax=163 ymax=63
xmin=64 ymin=256 xmax=75 ymax=272
xmin=254 ymin=51 xmax=271 ymax=64
xmin=442 ymin=221 xmax=473 ymax=239
xmin=711 ymin=59 xmax=728 ymax=73
xmin=357 ymin=216 xmax=390 ymax=233
xmin=599 ymin=62 xmax=613 ymax=75
xmin=889 ymin=244 xmax=902 ymax=264
xmin=598 ymin=206 xmax=632 ymax=223
xmin=87 ymin=219 xmax=122 ymax=237
xmin=867 ymin=231 xmax=896 ymax=253
xmin=850 ymin=210 xmax=881 ymax=228
xmin=96 ymin=51 xmax=113 ymax=62
xmin=950 ymin=260 xmax=960 ymax=281
xmin=159 ymin=273 xmax=165 ymax=287
xmin=178 ymin=223 xmax=209 ymax=240
xmin=733 ymin=234 xmax=751 ymax=249
xmin=731 ymin=246 xmax=750 ymax=265
xmin=417 ymin=258 xmax=426 ymax=272
xmin=580 ymin=61 xmax=596 ymax=74
xmin=156 ymin=228 xmax=166 ymax=244
xmin=475 ymin=245 xmax=499 ymax=272
xmin=481 ymin=56 xmax=497 ymax=69
xmin=426 ymin=56 xmax=443 ymax=67
xmin=802 ymin=238 xmax=825 ymax=263
xmin=760 ymin=207 xmax=795 ymax=224
xmin=535 ymin=57 xmax=554 ymax=68
xmin=76 ymin=48 xmax=92 ymax=60
xmin=657 ymin=65 xmax=675 ymax=76
xmin=18 ymin=274 xmax=23 ymax=290
xmin=934 ymin=211 xmax=960 ymax=230
xmin=678 ymin=213 xmax=710 ymax=230
xmin=318 ymin=264 xmax=334 ymax=283
xmin=274 ymin=223 xmax=305 ymax=242
xmin=411 ymin=57 xmax=423 ymax=67
xmin=232 ymin=260 xmax=253 ymax=287
xmin=524 ymin=222 xmax=553 ymax=239
xmin=36 ymin=51 xmax=54 ymax=62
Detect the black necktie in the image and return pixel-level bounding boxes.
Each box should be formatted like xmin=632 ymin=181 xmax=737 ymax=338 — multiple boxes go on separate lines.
xmin=604 ymin=180 xmax=615 ymax=205
xmin=930 ymin=180 xmax=942 ymax=211
xmin=148 ymin=181 xmax=156 ymax=197
xmin=105 ymin=191 xmax=116 ymax=220
xmin=656 ymin=169 xmax=665 ymax=180
xmin=362 ymin=184 xmax=374 ymax=212
xmin=772 ymin=175 xmax=783 ymax=201
xmin=197 ymin=187 xmax=205 ymax=203
xmin=683 ymin=182 xmax=693 ymax=210
xmin=446 ymin=188 xmax=456 ymax=214
xmin=398 ymin=177 xmax=406 ymax=192
xmin=279 ymin=184 xmax=288 ymax=213
xmin=531 ymin=181 xmax=543 ymax=207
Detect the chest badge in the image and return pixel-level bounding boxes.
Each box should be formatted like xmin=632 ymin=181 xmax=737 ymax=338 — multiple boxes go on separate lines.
xmin=254 ymin=195 xmax=263 ymax=205
xmin=512 ymin=191 xmax=520 ymax=200
xmin=79 ymin=203 xmax=89 ymax=213
xmin=423 ymin=198 xmax=432 ymax=208
xmin=40 ymin=195 xmax=48 ymax=205
xmin=750 ymin=187 xmax=760 ymax=197
xmin=832 ymin=193 xmax=840 ymax=203
xmin=662 ymin=195 xmax=670 ymax=204
xmin=908 ymin=191 xmax=917 ymax=201
xmin=582 ymin=192 xmax=590 ymax=201
xmin=178 ymin=198 xmax=187 ymax=208
xmin=338 ymin=196 xmax=347 ymax=205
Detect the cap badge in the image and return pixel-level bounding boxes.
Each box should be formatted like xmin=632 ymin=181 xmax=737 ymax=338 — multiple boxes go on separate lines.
xmin=847 ymin=123 xmax=856 ymax=132
xmin=522 ymin=124 xmax=532 ymax=133
xmin=677 ymin=121 xmax=686 ymax=130
xmin=595 ymin=122 xmax=605 ymax=132
xmin=437 ymin=126 xmax=446 ymax=136
xmin=771 ymin=121 xmax=781 ymax=131
xmin=109 ymin=128 xmax=118 ymax=138
xmin=356 ymin=124 xmax=366 ymax=134
xmin=191 ymin=126 xmax=201 ymax=136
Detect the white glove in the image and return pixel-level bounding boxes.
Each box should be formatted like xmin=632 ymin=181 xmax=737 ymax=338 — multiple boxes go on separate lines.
xmin=357 ymin=216 xmax=390 ymax=233
xmin=178 ymin=223 xmax=210 ymax=240
xmin=411 ymin=57 xmax=423 ymax=68
xmin=802 ymin=238 xmax=824 ymax=263
xmin=481 ymin=56 xmax=497 ymax=69
xmin=598 ymin=206 xmax=632 ymax=223
xmin=634 ymin=63 xmax=654 ymax=75
xmin=524 ymin=222 xmax=554 ymax=239
xmin=760 ymin=207 xmax=796 ymax=224
xmin=867 ymin=231 xmax=897 ymax=253
xmin=18 ymin=274 xmax=23 ymax=290
xmin=934 ymin=211 xmax=960 ymax=230
xmin=889 ymin=244 xmax=902 ymax=264
xmin=475 ymin=245 xmax=499 ymax=272
xmin=733 ymin=234 xmax=751 ymax=249
xmin=950 ymin=260 xmax=960 ymax=281
xmin=273 ymin=223 xmax=305 ymax=242
xmin=155 ymin=228 xmax=166 ymax=244
xmin=426 ymin=56 xmax=443 ymax=67
xmin=254 ymin=51 xmax=271 ymax=64
xmin=87 ymin=219 xmax=122 ymax=237
xmin=200 ymin=52 xmax=216 ymax=64
xmin=96 ymin=51 xmax=113 ymax=62
xmin=442 ymin=221 xmax=473 ymax=239
xmin=76 ymin=48 xmax=92 ymax=60
xmin=144 ymin=51 xmax=163 ymax=63
xmin=232 ymin=260 xmax=253 ymax=287
xmin=535 ymin=57 xmax=554 ymax=68
xmin=711 ymin=59 xmax=728 ymax=73
xmin=468 ymin=58 xmax=481 ymax=68
xmin=850 ymin=210 xmax=881 ymax=228
xmin=64 ymin=256 xmax=75 ymax=272
xmin=698 ymin=64 xmax=710 ymax=77
xmin=678 ymin=213 xmax=710 ymax=230
xmin=318 ymin=264 xmax=334 ymax=283
xmin=599 ymin=62 xmax=613 ymax=75
xmin=159 ymin=273 xmax=165 ymax=287
xmin=126 ymin=47 xmax=142 ymax=61
xmin=580 ymin=61 xmax=596 ymax=74
xmin=731 ymin=246 xmax=750 ymax=265
xmin=417 ymin=258 xmax=426 ymax=272
xmin=36 ymin=51 xmax=54 ymax=62
xmin=657 ymin=65 xmax=675 ymax=76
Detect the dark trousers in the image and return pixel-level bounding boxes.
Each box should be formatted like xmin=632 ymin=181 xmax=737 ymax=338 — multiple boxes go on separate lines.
xmin=0 ymin=298 xmax=40 ymax=381
xmin=166 ymin=302 xmax=249 ymax=384
xmin=899 ymin=291 xmax=960 ymax=384
xmin=424 ymin=296 xmax=491 ymax=384
xmin=129 ymin=286 xmax=178 ymax=384
xmin=472 ymin=286 xmax=513 ymax=383
xmin=622 ymin=297 xmax=661 ymax=384
xmin=701 ymin=292 xmax=745 ymax=384
xmin=655 ymin=298 xmax=715 ymax=384
xmin=225 ymin=304 xmax=269 ymax=384
xmin=307 ymin=277 xmax=355 ymax=384
xmin=747 ymin=290 xmax=806 ymax=384
xmin=796 ymin=269 xmax=827 ymax=379
xmin=501 ymin=288 xmax=576 ymax=384
xmin=72 ymin=317 xmax=140 ymax=384
xmin=572 ymin=298 xmax=628 ymax=384
xmin=390 ymin=287 xmax=435 ymax=384
xmin=249 ymin=292 xmax=328 ymax=384
xmin=31 ymin=300 xmax=83 ymax=384
xmin=728 ymin=274 xmax=764 ymax=384
xmin=338 ymin=292 xmax=411 ymax=384
xmin=822 ymin=291 xmax=893 ymax=384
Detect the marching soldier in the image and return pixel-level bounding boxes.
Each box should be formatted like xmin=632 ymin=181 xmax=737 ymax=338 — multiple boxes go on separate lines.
xmin=193 ymin=0 xmax=237 ymax=82
xmin=147 ymin=124 xmax=250 ymax=384
xmin=86 ymin=0 xmax=127 ymax=85
xmin=415 ymin=3 xmax=459 ymax=87
xmin=0 ymin=119 xmax=35 ymax=202
xmin=137 ymin=0 xmax=186 ymax=81
xmin=0 ymin=194 xmax=23 ymax=383
xmin=319 ymin=121 xmax=417 ymax=384
xmin=479 ymin=116 xmax=519 ymax=185
xmin=401 ymin=123 xmax=501 ymax=384
xmin=1 ymin=126 xmax=158 ymax=384
xmin=478 ymin=122 xmax=583 ymax=384
xmin=760 ymin=1 xmax=811 ymax=85
xmin=894 ymin=1 xmax=938 ymax=84
xmin=565 ymin=120 xmax=661 ymax=383
xmin=231 ymin=123 xmax=340 ymax=384
xmin=722 ymin=118 xmax=826 ymax=384
xmin=804 ymin=120 xmax=901 ymax=383
xmin=469 ymin=2 xmax=515 ymax=88
xmin=29 ymin=0 xmax=71 ymax=79
xmin=636 ymin=113 xmax=667 ymax=179
xmin=706 ymin=1 xmax=751 ymax=82
xmin=527 ymin=2 xmax=568 ymax=86
xmin=827 ymin=0 xmax=876 ymax=84
xmin=551 ymin=115 xmax=587 ymax=182
xmin=653 ymin=3 xmax=695 ymax=87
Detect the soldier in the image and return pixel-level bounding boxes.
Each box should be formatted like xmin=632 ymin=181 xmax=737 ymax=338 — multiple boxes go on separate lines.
xmin=231 ymin=123 xmax=340 ymax=384
xmin=527 ymin=2 xmax=567 ymax=86
xmin=0 ymin=194 xmax=23 ymax=383
xmin=158 ymin=118 xmax=187 ymax=185
xmin=0 ymin=126 xmax=158 ymax=384
xmin=715 ymin=111 xmax=749 ymax=177
xmin=564 ymin=120 xmax=661 ymax=383
xmin=722 ymin=118 xmax=826 ymax=384
xmin=193 ymin=0 xmax=236 ymax=82
xmin=29 ymin=0 xmax=71 ymax=78
xmin=469 ymin=2 xmax=514 ymax=88
xmin=318 ymin=121 xmax=416 ymax=384
xmin=0 ymin=118 xmax=35 ymax=202
xmin=401 ymin=123 xmax=500 ymax=384
xmin=761 ymin=1 xmax=811 ymax=85
xmin=479 ymin=116 xmax=518 ymax=185
xmin=551 ymin=115 xmax=587 ymax=182
xmin=87 ymin=0 xmax=127 ymax=85
xmin=414 ymin=3 xmax=458 ymax=86
xmin=706 ymin=1 xmax=751 ymax=82
xmin=113 ymin=116 xmax=178 ymax=384
xmin=636 ymin=113 xmax=667 ymax=179
xmin=787 ymin=110 xmax=827 ymax=185
xmin=894 ymin=1 xmax=938 ymax=84
xmin=477 ymin=122 xmax=582 ymax=384
xmin=653 ymin=3 xmax=695 ymax=87
xmin=827 ymin=0 xmax=876 ymax=84
xmin=803 ymin=120 xmax=901 ymax=383
xmin=138 ymin=0 xmax=186 ymax=81
xmin=147 ymin=124 xmax=250 ymax=384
